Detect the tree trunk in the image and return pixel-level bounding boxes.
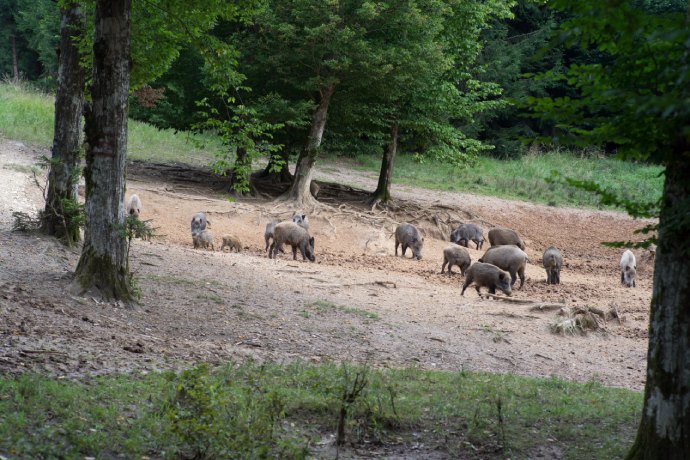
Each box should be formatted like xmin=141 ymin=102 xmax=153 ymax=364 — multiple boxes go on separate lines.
xmin=260 ymin=148 xmax=293 ymax=183
xmin=626 ymin=145 xmax=690 ymax=459
xmin=74 ymin=0 xmax=134 ymax=301
xmin=11 ymin=35 xmax=19 ymax=81
xmin=228 ymin=146 xmax=250 ymax=193
xmin=283 ymin=84 xmax=335 ymax=206
xmin=370 ymin=123 xmax=398 ymax=204
xmin=41 ymin=3 xmax=86 ymax=245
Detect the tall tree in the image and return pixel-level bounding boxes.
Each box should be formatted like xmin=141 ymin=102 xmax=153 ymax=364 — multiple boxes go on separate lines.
xmin=530 ymin=1 xmax=690 ymax=457
xmin=41 ymin=2 xmax=86 ymax=245
xmin=74 ymin=0 xmax=134 ymax=300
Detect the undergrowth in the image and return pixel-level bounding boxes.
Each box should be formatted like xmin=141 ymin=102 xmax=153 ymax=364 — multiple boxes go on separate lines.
xmin=0 ymin=362 xmax=641 ymax=459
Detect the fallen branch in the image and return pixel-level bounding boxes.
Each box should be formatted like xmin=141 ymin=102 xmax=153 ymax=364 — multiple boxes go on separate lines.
xmin=529 ymin=303 xmax=569 ymax=312
xmin=482 ymin=293 xmax=541 ymax=304
xmin=316 ymin=280 xmax=397 ymax=289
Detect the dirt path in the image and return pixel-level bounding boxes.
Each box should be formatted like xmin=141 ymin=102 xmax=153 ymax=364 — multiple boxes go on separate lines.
xmin=0 ymin=140 xmax=654 ymax=390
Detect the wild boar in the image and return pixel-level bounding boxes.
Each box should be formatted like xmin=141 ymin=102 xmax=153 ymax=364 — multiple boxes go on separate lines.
xmin=269 ymin=222 xmax=315 ymax=262
xmin=620 ymin=249 xmax=637 ymax=288
xmin=450 ymin=223 xmax=484 ymax=250
xmin=461 ymin=262 xmax=512 ymax=297
xmin=193 ymin=229 xmax=214 ymax=251
xmin=441 ymin=244 xmax=471 ymax=276
xmin=479 ymin=245 xmax=529 ymax=289
xmin=543 ymin=246 xmax=563 ymax=285
xmin=395 ymin=223 xmax=424 ymax=260
xmin=488 ymin=227 xmax=525 ymax=250
xmin=126 ymin=194 xmax=142 ymax=219
xmin=191 ymin=212 xmax=210 ymax=234
xmin=291 ymin=212 xmax=309 ymax=231
xmin=221 ymin=234 xmax=242 ymax=252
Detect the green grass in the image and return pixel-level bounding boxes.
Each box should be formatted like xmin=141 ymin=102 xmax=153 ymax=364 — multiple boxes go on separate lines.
xmin=0 ymin=363 xmax=641 ymax=459
xmin=306 ymin=299 xmax=380 ymax=321
xmin=0 ymin=81 xmax=220 ymax=166
xmin=342 ymin=150 xmax=663 ymax=209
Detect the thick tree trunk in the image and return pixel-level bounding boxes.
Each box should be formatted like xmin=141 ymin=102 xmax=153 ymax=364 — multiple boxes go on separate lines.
xmin=283 ymin=84 xmax=335 ymax=206
xmin=626 ymin=145 xmax=690 ymax=459
xmin=41 ymin=4 xmax=86 ymax=245
xmin=74 ymin=0 xmax=134 ymax=300
xmin=11 ymin=35 xmax=19 ymax=81
xmin=370 ymin=123 xmax=398 ymax=204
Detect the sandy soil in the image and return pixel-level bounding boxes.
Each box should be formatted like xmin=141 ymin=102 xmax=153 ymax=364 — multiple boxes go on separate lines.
xmin=0 ymin=140 xmax=655 ymax=391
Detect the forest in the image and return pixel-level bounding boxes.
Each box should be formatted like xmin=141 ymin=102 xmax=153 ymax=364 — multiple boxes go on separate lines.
xmin=1 ymin=0 xmax=690 ymax=458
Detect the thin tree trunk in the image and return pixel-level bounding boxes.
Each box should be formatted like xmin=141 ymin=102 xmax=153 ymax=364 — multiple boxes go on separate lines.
xmin=283 ymin=84 xmax=335 ymax=205
xmin=260 ymin=148 xmax=293 ymax=183
xmin=74 ymin=0 xmax=134 ymax=301
xmin=11 ymin=35 xmax=19 ymax=81
xmin=626 ymin=143 xmax=690 ymax=459
xmin=41 ymin=4 xmax=86 ymax=245
xmin=229 ymin=146 xmax=250 ymax=193
xmin=370 ymin=123 xmax=398 ymax=204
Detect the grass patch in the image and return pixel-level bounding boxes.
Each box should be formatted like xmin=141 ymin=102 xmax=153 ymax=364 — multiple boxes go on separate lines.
xmin=0 ymin=81 xmax=220 ymax=166
xmin=306 ymin=300 xmax=380 ymax=322
xmin=0 ymin=363 xmax=640 ymax=459
xmin=338 ymin=150 xmax=663 ymax=209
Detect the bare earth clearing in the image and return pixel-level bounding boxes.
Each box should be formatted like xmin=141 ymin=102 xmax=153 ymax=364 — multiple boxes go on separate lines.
xmin=0 ymin=140 xmax=654 ymax=392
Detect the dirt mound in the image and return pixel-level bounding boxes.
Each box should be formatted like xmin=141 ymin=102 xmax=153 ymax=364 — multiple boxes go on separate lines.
xmin=0 ymin=141 xmax=654 ymax=389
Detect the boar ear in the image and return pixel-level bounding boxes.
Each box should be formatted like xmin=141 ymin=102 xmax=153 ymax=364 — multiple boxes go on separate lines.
xmin=301 ymin=214 xmax=306 ymax=220
xmin=309 ymin=237 xmax=315 ymax=245
xmin=498 ymin=272 xmax=507 ymax=280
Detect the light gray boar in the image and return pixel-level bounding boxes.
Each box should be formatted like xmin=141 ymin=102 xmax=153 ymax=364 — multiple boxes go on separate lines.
xmin=221 ymin=234 xmax=242 ymax=252
xmin=191 ymin=212 xmax=210 ymax=234
xmin=269 ymin=222 xmax=315 ymax=262
xmin=441 ymin=244 xmax=471 ymax=276
xmin=488 ymin=227 xmax=525 ymax=250
xmin=395 ymin=223 xmax=424 ymax=260
xmin=193 ymin=229 xmax=214 ymax=251
xmin=127 ymin=194 xmax=142 ymax=219
xmin=264 ymin=221 xmax=278 ymax=251
xmin=450 ymin=223 xmax=484 ymax=250
xmin=479 ymin=245 xmax=529 ymax=289
xmin=461 ymin=262 xmax=512 ymax=297
xmin=291 ymin=212 xmax=309 ymax=231
xmin=543 ymin=246 xmax=563 ymax=285
xmin=620 ymin=249 xmax=637 ymax=288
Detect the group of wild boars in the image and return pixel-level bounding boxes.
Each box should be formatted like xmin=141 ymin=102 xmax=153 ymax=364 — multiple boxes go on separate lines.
xmin=126 ymin=194 xmax=142 ymax=219
xmin=479 ymin=245 xmax=529 ymax=289
xmin=542 ymin=246 xmax=563 ymax=285
xmin=395 ymin=223 xmax=424 ymax=260
xmin=488 ymin=227 xmax=525 ymax=250
xmin=221 ymin=234 xmax=242 ymax=252
xmin=269 ymin=221 xmax=316 ymax=262
xmin=441 ymin=244 xmax=471 ymax=276
xmin=620 ymin=249 xmax=637 ymax=288
xmin=450 ymin=223 xmax=484 ymax=250
xmin=461 ymin=262 xmax=512 ymax=296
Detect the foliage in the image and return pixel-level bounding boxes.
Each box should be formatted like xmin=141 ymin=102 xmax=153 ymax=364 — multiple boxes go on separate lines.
xmin=0 ymin=363 xmax=642 ymax=459
xmin=529 ymin=0 xmax=690 ymax=163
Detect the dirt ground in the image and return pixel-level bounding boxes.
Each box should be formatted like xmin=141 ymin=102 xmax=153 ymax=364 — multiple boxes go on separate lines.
xmin=0 ymin=139 xmax=655 ymax=392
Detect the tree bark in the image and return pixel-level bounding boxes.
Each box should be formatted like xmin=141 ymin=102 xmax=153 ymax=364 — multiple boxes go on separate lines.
xmin=626 ymin=143 xmax=690 ymax=459
xmin=11 ymin=35 xmax=19 ymax=81
xmin=74 ymin=0 xmax=134 ymax=301
xmin=370 ymin=123 xmax=398 ymax=204
xmin=282 ymin=84 xmax=335 ymax=206
xmin=41 ymin=4 xmax=86 ymax=245
xmin=259 ymin=148 xmax=293 ymax=183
